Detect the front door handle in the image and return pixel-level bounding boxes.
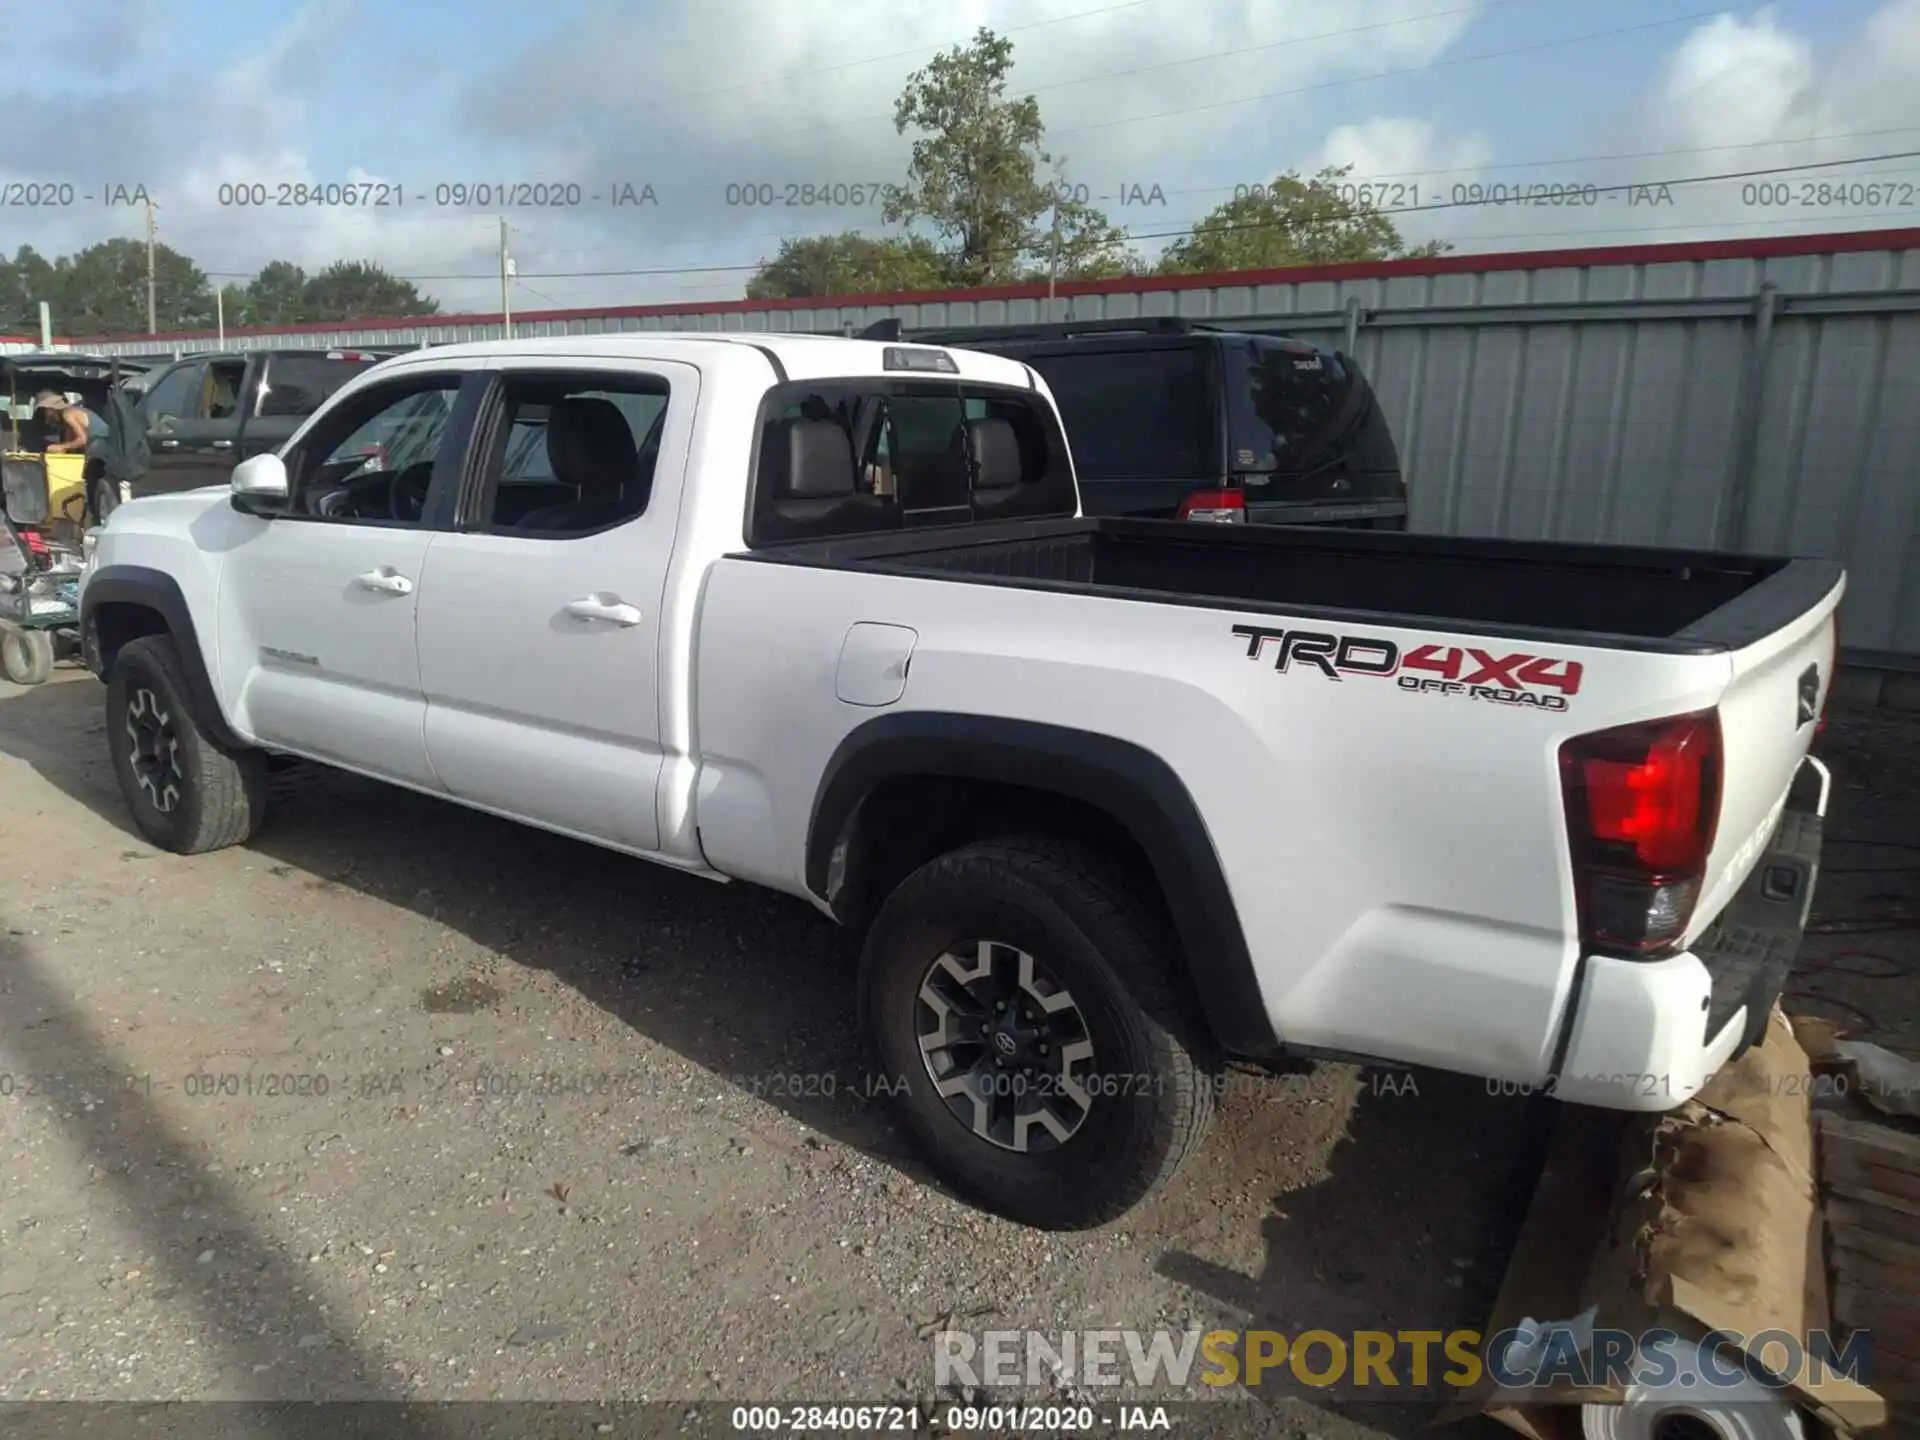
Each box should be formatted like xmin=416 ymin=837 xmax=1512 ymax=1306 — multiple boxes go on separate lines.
xmin=565 ymin=594 xmax=643 ymax=626
xmin=157 ymin=439 xmax=179 ymax=450
xmin=353 ymin=567 xmax=414 ymax=595
xmin=210 ymin=439 xmax=233 ymax=450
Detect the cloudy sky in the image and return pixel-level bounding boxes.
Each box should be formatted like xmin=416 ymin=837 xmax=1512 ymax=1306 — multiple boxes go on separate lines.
xmin=1 ymin=0 xmax=1915 ymax=326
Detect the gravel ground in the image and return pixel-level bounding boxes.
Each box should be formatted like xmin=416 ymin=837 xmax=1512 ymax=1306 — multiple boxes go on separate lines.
xmin=0 ymin=664 xmax=1913 ymax=1434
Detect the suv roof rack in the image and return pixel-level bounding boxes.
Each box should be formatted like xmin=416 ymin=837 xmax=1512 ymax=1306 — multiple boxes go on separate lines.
xmin=855 ymin=317 xmax=1216 ymax=344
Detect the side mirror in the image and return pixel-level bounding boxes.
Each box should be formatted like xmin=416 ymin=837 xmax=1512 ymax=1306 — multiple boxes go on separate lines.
xmin=232 ymin=453 xmax=289 ymax=505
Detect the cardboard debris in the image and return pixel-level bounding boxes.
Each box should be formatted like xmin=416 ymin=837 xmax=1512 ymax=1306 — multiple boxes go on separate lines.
xmin=1817 ymin=1109 xmax=1920 ymax=1431
xmin=1442 ymin=1008 xmax=1889 ymax=1438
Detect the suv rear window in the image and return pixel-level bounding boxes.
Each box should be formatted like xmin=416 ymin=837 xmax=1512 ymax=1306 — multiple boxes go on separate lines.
xmin=257 ymin=354 xmax=384 ymax=418
xmin=748 ymin=378 xmax=1075 ymax=544
xmin=1019 ymin=347 xmax=1213 ymax=481
xmin=1224 ymin=337 xmax=1398 ymax=478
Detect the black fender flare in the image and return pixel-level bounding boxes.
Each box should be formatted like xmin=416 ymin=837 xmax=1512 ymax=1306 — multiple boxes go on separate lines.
xmin=806 ymin=712 xmax=1277 ymax=1057
xmin=80 ymin=564 xmax=245 ymax=750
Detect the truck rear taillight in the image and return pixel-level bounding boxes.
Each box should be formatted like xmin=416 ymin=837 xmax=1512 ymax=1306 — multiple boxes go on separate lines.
xmin=1177 ymin=489 xmax=1245 ymax=523
xmin=1558 ymin=710 xmax=1722 ymax=955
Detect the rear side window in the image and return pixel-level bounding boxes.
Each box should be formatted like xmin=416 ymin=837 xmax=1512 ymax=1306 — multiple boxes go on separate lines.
xmin=748 ymin=378 xmax=1075 ymax=545
xmin=1021 ymin=347 xmax=1212 ymax=481
xmin=257 ymin=355 xmax=382 ymax=418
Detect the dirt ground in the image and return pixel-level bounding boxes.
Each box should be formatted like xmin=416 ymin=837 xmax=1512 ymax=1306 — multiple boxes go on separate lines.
xmin=0 ymin=663 xmax=1914 ymax=1434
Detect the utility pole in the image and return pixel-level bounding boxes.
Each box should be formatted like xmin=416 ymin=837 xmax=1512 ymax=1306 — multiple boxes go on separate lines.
xmin=145 ymin=199 xmax=158 ymax=334
xmin=1046 ymin=157 xmax=1066 ymax=313
xmin=216 ymin=287 xmax=226 ymax=345
xmin=499 ymin=217 xmax=512 ymax=339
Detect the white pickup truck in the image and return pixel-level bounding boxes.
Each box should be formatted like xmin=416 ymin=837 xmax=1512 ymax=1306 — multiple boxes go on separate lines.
xmin=77 ymin=334 xmax=1843 ymax=1229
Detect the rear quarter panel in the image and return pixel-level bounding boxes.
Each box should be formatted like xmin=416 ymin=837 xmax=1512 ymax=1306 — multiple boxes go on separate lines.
xmin=691 ymin=558 xmax=1736 ymax=1082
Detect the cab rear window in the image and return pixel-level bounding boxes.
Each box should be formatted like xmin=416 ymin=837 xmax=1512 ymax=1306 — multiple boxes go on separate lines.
xmin=747 ymin=378 xmax=1076 ymax=545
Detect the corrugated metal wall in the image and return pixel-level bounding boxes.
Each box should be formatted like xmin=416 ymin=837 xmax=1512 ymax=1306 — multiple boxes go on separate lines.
xmin=51 ymin=237 xmax=1920 ymax=665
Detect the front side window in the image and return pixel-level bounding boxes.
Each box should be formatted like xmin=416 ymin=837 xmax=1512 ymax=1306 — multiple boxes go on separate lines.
xmin=286 ymin=379 xmax=463 ymax=526
xmin=141 ymin=363 xmax=202 ymax=428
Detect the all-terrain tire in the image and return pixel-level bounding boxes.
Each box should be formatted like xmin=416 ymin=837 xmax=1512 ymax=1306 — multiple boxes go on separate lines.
xmin=1 ymin=627 xmax=54 ymax=685
xmin=860 ymin=834 xmax=1216 ymax=1230
xmin=106 ymin=634 xmax=266 ymax=853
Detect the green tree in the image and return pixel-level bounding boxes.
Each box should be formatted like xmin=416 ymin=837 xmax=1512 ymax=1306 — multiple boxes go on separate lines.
xmin=50 ymin=239 xmax=214 ymax=334
xmin=880 ymin=27 xmax=1134 ymax=286
xmin=216 ymin=281 xmax=252 ymax=329
xmin=242 ymin=260 xmax=311 ymax=325
xmin=0 ymin=246 xmax=60 ymax=335
xmin=299 ymin=260 xmax=439 ymax=322
xmin=745 ymin=233 xmax=954 ymax=301
xmin=1157 ymin=164 xmax=1448 ymax=274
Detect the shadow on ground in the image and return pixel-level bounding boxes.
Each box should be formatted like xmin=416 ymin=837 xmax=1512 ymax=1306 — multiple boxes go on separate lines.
xmin=2 ymin=672 xmax=1555 ymax=1435
xmin=1156 ymin=1069 xmax=1550 ymax=1438
xmin=0 ymin=922 xmax=447 ymax=1431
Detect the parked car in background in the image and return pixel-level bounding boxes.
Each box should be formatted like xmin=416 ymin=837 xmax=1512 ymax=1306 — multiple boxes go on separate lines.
xmin=104 ymin=348 xmax=401 ymax=520
xmin=860 ymin=317 xmax=1407 ymax=528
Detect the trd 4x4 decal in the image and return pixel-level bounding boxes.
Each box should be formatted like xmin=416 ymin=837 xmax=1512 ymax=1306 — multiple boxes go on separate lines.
xmin=1231 ymin=624 xmax=1583 ymax=712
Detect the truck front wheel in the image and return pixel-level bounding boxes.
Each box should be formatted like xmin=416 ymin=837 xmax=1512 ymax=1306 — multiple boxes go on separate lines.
xmin=859 ymin=835 xmax=1216 ymax=1229
xmin=106 ymin=635 xmax=266 ymax=853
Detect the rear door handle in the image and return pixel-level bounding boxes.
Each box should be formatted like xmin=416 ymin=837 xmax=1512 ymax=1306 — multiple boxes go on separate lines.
xmin=157 ymin=439 xmax=179 ymax=450
xmin=565 ymin=594 xmax=643 ymax=626
xmin=210 ymin=439 xmax=233 ymax=450
xmin=353 ymin=567 xmax=413 ymax=595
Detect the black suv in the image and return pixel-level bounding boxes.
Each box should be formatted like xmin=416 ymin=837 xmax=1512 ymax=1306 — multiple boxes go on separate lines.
xmin=860 ymin=317 xmax=1406 ymax=528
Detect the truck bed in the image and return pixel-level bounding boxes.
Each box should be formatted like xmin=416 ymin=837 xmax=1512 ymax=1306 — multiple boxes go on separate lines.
xmin=748 ymin=517 xmax=1843 ymax=653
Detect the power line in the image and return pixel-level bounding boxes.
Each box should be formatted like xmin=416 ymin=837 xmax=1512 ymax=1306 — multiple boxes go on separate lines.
xmin=186 ymin=122 xmax=1920 ymax=280
xmin=339 ymin=148 xmax=1920 ymax=282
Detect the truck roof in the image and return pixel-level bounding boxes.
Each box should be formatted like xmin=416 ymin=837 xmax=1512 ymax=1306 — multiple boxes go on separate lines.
xmin=377 ymin=333 xmax=1039 ymax=390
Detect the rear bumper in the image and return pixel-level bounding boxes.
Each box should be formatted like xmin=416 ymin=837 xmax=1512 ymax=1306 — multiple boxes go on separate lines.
xmin=1551 ymin=756 xmax=1827 ymax=1111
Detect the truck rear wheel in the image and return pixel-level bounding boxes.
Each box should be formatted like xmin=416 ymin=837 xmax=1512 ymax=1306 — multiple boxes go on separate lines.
xmin=106 ymin=634 xmax=266 ymax=854
xmin=859 ymin=835 xmax=1215 ymax=1229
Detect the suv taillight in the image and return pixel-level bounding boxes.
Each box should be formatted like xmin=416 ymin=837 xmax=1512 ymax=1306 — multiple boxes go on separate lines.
xmin=1558 ymin=710 xmax=1722 ymax=955
xmin=1177 ymin=489 xmax=1245 ymax=523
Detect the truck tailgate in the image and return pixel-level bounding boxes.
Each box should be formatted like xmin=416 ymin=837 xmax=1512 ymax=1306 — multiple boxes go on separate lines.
xmin=1684 ymin=564 xmax=1844 ymax=942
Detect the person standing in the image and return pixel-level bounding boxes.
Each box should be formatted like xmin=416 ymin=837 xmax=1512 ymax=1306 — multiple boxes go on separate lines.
xmin=31 ymin=390 xmax=111 ymax=460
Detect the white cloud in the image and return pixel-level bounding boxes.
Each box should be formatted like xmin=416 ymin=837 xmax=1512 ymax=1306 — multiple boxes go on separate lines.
xmin=444 ymin=0 xmax=1494 ymax=303
xmin=1378 ymin=1 xmax=1920 ymax=254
